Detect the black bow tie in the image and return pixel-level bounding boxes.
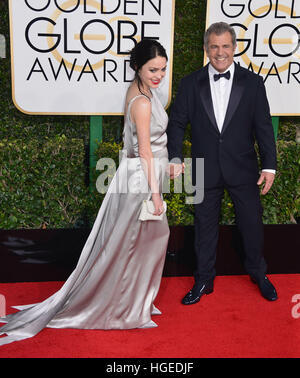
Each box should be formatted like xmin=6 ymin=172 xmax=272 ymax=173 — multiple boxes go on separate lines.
xmin=214 ymin=71 xmax=231 ymax=81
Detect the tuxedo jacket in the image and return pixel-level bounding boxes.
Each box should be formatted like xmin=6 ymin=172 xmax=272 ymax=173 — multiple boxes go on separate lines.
xmin=167 ymin=62 xmax=277 ymax=188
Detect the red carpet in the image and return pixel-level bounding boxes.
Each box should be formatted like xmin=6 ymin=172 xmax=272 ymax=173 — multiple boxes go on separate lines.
xmin=0 ymin=274 xmax=299 ymax=358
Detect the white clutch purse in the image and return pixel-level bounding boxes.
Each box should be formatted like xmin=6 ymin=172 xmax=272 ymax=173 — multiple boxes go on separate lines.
xmin=139 ymin=200 xmax=167 ymax=221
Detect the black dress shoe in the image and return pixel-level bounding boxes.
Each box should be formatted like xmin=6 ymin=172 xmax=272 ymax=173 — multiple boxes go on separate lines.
xmin=182 ymin=279 xmax=214 ymax=305
xmin=250 ymin=275 xmax=278 ymax=301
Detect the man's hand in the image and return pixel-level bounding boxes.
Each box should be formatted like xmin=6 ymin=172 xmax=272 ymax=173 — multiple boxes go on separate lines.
xmin=257 ymin=171 xmax=275 ymax=195
xmin=167 ymin=163 xmax=185 ymax=179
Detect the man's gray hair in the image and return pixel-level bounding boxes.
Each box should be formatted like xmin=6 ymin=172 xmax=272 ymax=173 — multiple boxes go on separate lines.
xmin=204 ymin=22 xmax=236 ymax=51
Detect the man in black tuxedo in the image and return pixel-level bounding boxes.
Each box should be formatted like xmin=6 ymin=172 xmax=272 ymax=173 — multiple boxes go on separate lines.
xmin=167 ymin=22 xmax=278 ymax=303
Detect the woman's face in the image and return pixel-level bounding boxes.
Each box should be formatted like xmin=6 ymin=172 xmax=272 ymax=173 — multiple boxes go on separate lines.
xmin=138 ymin=56 xmax=167 ymax=90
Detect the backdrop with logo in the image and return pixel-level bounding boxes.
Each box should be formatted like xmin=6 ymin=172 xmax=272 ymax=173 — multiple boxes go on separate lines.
xmin=9 ymin=0 xmax=175 ymax=115
xmin=205 ymin=0 xmax=300 ymax=116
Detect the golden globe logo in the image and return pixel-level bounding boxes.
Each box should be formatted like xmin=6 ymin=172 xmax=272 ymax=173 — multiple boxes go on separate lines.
xmin=206 ymin=0 xmax=300 ymax=115
xmin=9 ymin=0 xmax=175 ymax=114
xmin=25 ymin=0 xmax=162 ymax=81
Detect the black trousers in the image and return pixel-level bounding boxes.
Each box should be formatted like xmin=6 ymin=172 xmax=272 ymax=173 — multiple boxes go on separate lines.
xmin=193 ymin=182 xmax=267 ymax=284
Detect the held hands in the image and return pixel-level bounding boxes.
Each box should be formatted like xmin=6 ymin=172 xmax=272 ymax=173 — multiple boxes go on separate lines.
xmin=167 ymin=163 xmax=185 ymax=179
xmin=257 ymin=171 xmax=275 ymax=195
xmin=167 ymin=165 xmax=274 ymax=194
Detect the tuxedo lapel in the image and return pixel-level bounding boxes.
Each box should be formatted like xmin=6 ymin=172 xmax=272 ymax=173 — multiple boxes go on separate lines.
xmin=221 ymin=63 xmax=246 ymax=135
xmin=198 ymin=65 xmax=219 ymax=134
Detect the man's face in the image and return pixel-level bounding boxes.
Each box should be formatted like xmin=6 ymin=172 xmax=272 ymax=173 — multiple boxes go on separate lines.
xmin=205 ymin=31 xmax=236 ymax=73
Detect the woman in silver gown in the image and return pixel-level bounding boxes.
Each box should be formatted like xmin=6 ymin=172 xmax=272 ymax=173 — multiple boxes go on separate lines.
xmin=0 ymin=40 xmax=170 ymax=346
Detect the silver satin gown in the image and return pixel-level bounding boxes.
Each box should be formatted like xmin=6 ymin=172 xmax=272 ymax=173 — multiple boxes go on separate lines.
xmin=0 ymin=89 xmax=170 ymax=346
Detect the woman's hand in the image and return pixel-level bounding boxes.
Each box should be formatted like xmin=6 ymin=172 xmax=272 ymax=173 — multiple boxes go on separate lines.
xmin=167 ymin=163 xmax=185 ymax=179
xmin=151 ymin=193 xmax=164 ymax=216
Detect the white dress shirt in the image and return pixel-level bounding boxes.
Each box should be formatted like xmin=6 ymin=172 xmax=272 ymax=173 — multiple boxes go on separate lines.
xmin=208 ymin=62 xmax=234 ymax=133
xmin=208 ymin=63 xmax=275 ymax=175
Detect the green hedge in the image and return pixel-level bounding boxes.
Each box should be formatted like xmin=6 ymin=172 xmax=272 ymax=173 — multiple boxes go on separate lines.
xmin=0 ymin=0 xmax=299 ymax=228
xmin=87 ymin=139 xmax=299 ymax=226
xmin=0 ymin=136 xmax=88 ymax=229
xmin=1 ymin=137 xmax=298 ymax=229
xmin=220 ymin=141 xmax=300 ymax=225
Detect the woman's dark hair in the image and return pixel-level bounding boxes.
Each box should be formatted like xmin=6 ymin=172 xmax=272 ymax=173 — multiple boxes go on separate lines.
xmin=129 ymin=39 xmax=168 ymax=97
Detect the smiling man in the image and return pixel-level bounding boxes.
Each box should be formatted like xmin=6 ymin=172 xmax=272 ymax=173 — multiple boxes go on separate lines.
xmin=167 ymin=22 xmax=278 ymax=305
